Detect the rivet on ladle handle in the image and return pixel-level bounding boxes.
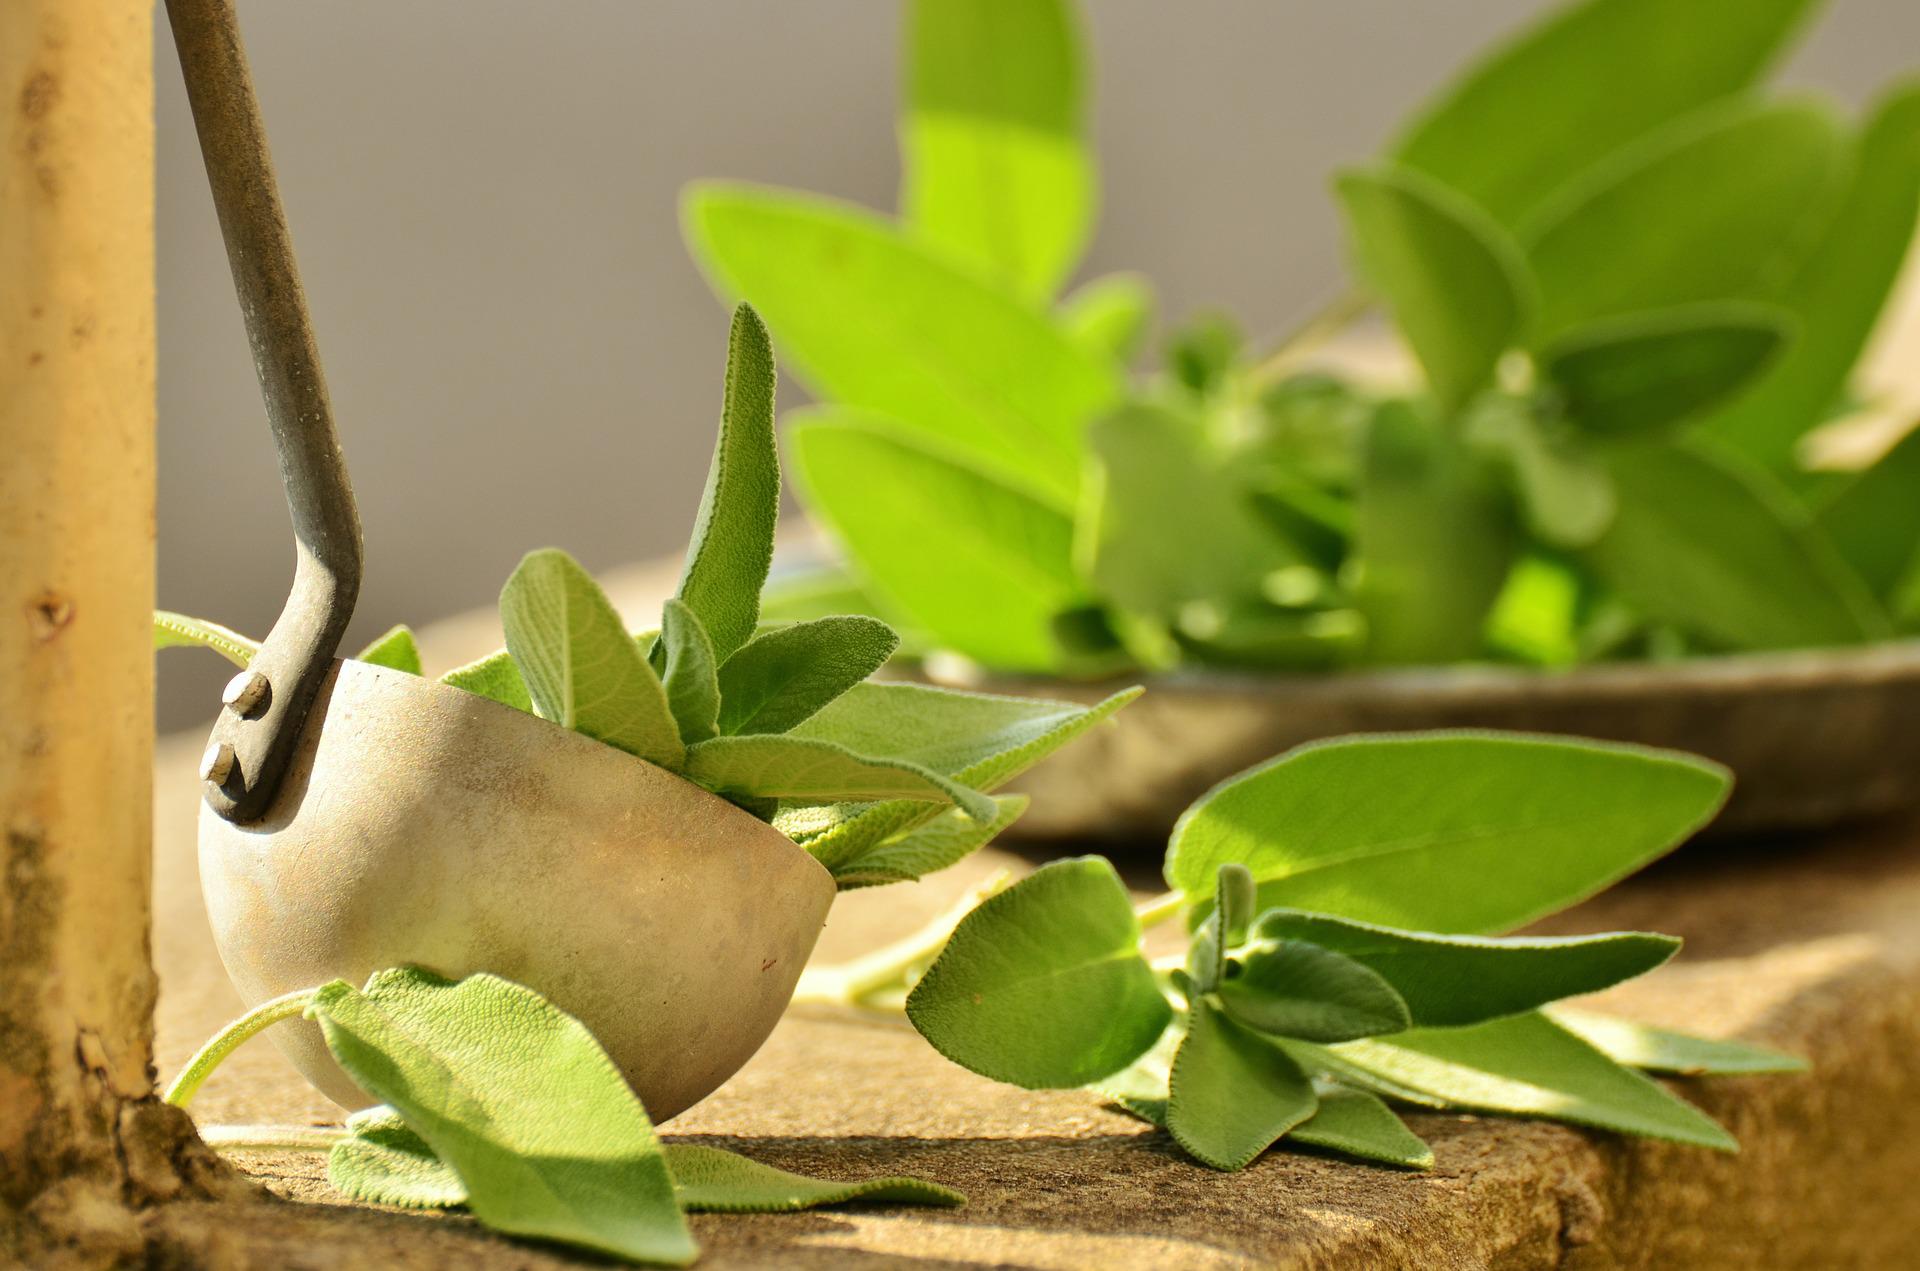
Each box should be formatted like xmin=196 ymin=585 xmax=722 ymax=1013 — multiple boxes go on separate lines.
xmin=168 ymin=0 xmax=364 ymax=823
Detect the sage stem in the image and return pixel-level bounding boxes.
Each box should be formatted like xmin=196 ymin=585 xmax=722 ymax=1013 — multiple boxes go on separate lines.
xmin=197 ymin=1123 xmax=346 ymax=1153
xmin=164 ymin=986 xmax=318 ymax=1109
xmin=1133 ymin=890 xmax=1187 ymax=930
xmin=794 ymin=869 xmax=1014 ymax=1009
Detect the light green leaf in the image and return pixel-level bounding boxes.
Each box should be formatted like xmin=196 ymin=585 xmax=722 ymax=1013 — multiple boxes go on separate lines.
xmin=685 ymin=183 xmax=1120 ymax=504
xmin=1703 ymin=81 xmax=1920 ymax=471
xmin=1167 ymin=997 xmax=1317 ymax=1171
xmin=684 ymin=733 xmax=993 ymax=822
xmin=352 ymin=624 xmax=423 ymax=675
xmin=1545 ymin=1006 xmax=1808 ymax=1076
xmin=1082 ymin=402 xmax=1302 ymax=619
xmin=1523 ymin=100 xmax=1846 ymax=341
xmin=440 ymin=649 xmax=532 ymax=714
xmin=905 ymin=857 xmax=1172 ymax=1089
xmin=1355 ymin=400 xmax=1517 ymax=664
xmin=152 ymin=610 xmax=258 ymax=667
xmin=1058 ymin=272 xmax=1153 ymax=363
xmin=791 ymin=415 xmax=1080 ymax=670
xmin=828 ymin=794 xmax=1027 ymax=890
xmin=1288 ymin=1084 xmax=1434 ymax=1170
xmin=307 ymin=969 xmax=696 ymax=1266
xmin=1327 ymin=1011 xmax=1737 ymax=1150
xmin=1092 ymin=1019 xmax=1184 ymax=1126
xmin=500 ymin=549 xmax=685 ymax=768
xmin=1185 ymin=864 xmax=1257 ymax=996
xmin=1543 ymin=304 xmax=1793 ymax=438
xmin=329 ymin=1107 xmax=468 ymax=1209
xmin=672 ymin=304 xmax=781 ymax=665
xmin=758 ymin=563 xmax=900 ymax=628
xmin=657 ymin=599 xmax=721 ymax=746
xmin=1468 ymin=398 xmax=1615 ymax=548
xmin=1253 ymin=910 xmax=1677 ymax=1028
xmin=1484 ymin=553 xmax=1584 ymax=667
xmin=901 ymin=0 xmax=1091 ymax=300
xmin=1217 ymin=940 xmax=1411 ymax=1043
xmin=715 ymin=615 xmax=899 ymax=736
xmin=1166 ymin=732 xmax=1730 ymax=934
xmin=1336 ymin=166 xmax=1531 ymax=414
xmin=1392 ymin=0 xmax=1819 ymax=230
xmin=1814 ymin=424 xmax=1920 ymax=600
xmin=1583 ymin=440 xmax=1887 ymax=650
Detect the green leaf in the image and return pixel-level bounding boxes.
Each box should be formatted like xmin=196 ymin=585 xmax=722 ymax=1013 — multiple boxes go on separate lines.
xmin=1288 ymin=1084 xmax=1434 ymax=1170
xmin=1468 ymin=397 xmax=1615 ymax=548
xmin=1702 ymin=82 xmax=1920 ymax=471
xmin=1582 ymin=440 xmax=1887 ymax=650
xmin=671 ymin=304 xmax=781 ymax=665
xmin=1166 ymin=997 xmax=1317 ymax=1170
xmin=152 ymin=610 xmax=258 ymax=666
xmin=1185 ymin=864 xmax=1257 ymax=996
xmin=685 ymin=183 xmax=1120 ymax=505
xmin=715 ymin=615 xmax=899 ymax=736
xmin=827 ymin=794 xmax=1027 ymax=890
xmin=307 ymin=969 xmax=696 ymax=1266
xmin=439 ymin=649 xmax=533 ymax=714
xmin=328 ymin=1107 xmax=468 ymax=1209
xmin=1335 ymin=166 xmax=1531 ymax=414
xmin=905 ymin=857 xmax=1172 ymax=1089
xmin=759 ymin=563 xmax=899 ymax=628
xmin=500 ymin=549 xmax=686 ymax=768
xmin=1252 ymin=910 xmax=1678 ymax=1028
xmin=352 ymin=624 xmax=423 ymax=675
xmin=1057 ymin=272 xmax=1153 ymax=363
xmin=1523 ymin=100 xmax=1846 ymax=342
xmin=1217 ymin=941 xmax=1411 ymax=1044
xmin=779 ymin=683 xmax=1138 ymax=869
xmin=1814 ymin=424 xmax=1920 ymax=600
xmin=1082 ymin=402 xmax=1302 ymax=620
xmin=684 ymin=733 xmax=993 ymax=821
xmin=1392 ymin=0 xmax=1819 ymax=230
xmin=657 ymin=599 xmax=721 ymax=745
xmin=790 ymin=415 xmax=1080 ymax=670
xmin=900 ymin=0 xmax=1091 ymax=300
xmin=1545 ymin=1006 xmax=1808 ymax=1076
xmin=1326 ymin=1011 xmax=1737 ymax=1151
xmin=1354 ymin=400 xmax=1517 ymax=664
xmin=1542 ymin=304 xmax=1793 ymax=438
xmin=1166 ymin=732 xmax=1730 ymax=934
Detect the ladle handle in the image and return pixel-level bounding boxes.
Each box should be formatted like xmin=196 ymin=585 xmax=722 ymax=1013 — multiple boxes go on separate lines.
xmin=169 ymin=0 xmax=363 ymax=823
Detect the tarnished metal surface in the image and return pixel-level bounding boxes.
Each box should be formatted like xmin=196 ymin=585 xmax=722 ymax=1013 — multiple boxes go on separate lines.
xmin=200 ymin=661 xmax=836 ymax=1121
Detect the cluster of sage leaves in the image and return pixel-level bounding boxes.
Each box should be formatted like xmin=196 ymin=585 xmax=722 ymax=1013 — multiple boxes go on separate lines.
xmin=684 ymin=0 xmax=1920 ymax=675
xmin=157 ymin=303 xmax=1138 ymax=892
xmin=903 ymin=732 xmax=1805 ymax=1172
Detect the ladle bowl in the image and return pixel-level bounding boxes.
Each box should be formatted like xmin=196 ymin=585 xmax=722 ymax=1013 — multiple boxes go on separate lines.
xmin=199 ymin=659 xmax=836 ymax=1121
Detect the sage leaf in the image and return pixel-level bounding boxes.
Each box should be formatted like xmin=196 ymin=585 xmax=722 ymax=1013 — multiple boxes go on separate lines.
xmin=1093 ymin=1021 xmax=1183 ymax=1127
xmin=1186 ymin=864 xmax=1256 ymax=997
xmin=1814 ymin=423 xmax=1920 ymax=601
xmin=1326 ymin=1011 xmax=1737 ymax=1151
xmin=759 ymin=562 xmax=901 ymax=629
xmin=1217 ymin=941 xmax=1411 ymax=1044
xmin=152 ymin=610 xmax=258 ymax=667
xmin=1253 ymin=910 xmax=1678 ymax=1028
xmin=901 ymin=0 xmax=1091 ymax=300
xmin=500 ymin=549 xmax=685 ymax=769
xmin=1355 ymin=400 xmax=1516 ymax=663
xmin=1468 ymin=398 xmax=1615 ymax=548
xmin=684 ymin=183 xmax=1120 ymax=504
xmin=790 ymin=415 xmax=1080 ymax=670
xmin=715 ymin=615 xmax=899 ymax=736
xmin=905 ymin=857 xmax=1172 ymax=1089
xmin=1583 ymin=440 xmax=1887 ymax=650
xmin=328 ymin=1107 xmax=467 ymax=1210
xmin=684 ymin=733 xmax=994 ymax=822
xmin=1392 ymin=0 xmax=1819 ymax=230
xmin=1289 ymin=1084 xmax=1434 ymax=1170
xmin=439 ymin=648 xmax=533 ymax=714
xmin=1542 ymin=304 xmax=1793 ymax=438
xmin=1166 ymin=732 xmax=1730 ymax=934
xmin=307 ymin=969 xmax=696 ymax=1266
xmin=1702 ymin=82 xmax=1920 ymax=471
xmin=1545 ymin=1006 xmax=1808 ymax=1076
xmin=1523 ymin=99 xmax=1846 ymax=341
xmin=1058 ymin=272 xmax=1153 ymax=363
xmin=672 ymin=304 xmax=780 ymax=665
xmin=1166 ymin=997 xmax=1317 ymax=1171
xmin=1335 ymin=166 xmax=1531 ymax=414
xmin=657 ymin=600 xmax=721 ymax=746
xmin=827 ymin=795 xmax=1027 ymax=890
xmin=350 ymin=624 xmax=422 ymax=674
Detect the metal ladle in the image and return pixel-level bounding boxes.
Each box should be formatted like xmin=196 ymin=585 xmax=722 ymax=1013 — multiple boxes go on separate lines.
xmin=169 ymin=0 xmax=834 ymax=1120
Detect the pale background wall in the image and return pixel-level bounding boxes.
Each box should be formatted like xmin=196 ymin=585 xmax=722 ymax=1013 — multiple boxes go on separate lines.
xmin=155 ymin=1 xmax=1920 ymax=728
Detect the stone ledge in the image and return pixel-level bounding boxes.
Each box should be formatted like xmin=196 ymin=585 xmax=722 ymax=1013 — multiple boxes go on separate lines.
xmin=153 ymin=721 xmax=1920 ymax=1268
